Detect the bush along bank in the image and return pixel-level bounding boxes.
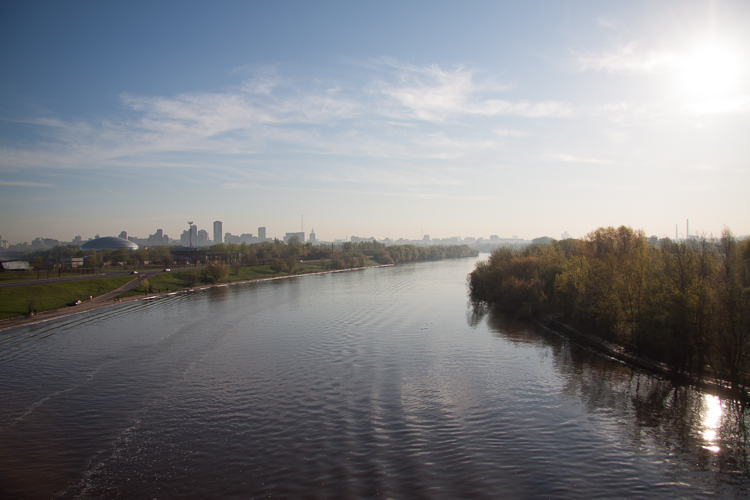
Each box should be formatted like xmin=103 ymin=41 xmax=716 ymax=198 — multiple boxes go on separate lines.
xmin=468 ymin=226 xmax=750 ymax=396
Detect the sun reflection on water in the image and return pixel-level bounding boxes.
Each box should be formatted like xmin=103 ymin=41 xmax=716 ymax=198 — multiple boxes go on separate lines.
xmin=701 ymin=394 xmax=723 ymax=453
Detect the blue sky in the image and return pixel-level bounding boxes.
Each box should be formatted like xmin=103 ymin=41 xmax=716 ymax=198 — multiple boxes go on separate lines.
xmin=1 ymin=1 xmax=749 ymax=244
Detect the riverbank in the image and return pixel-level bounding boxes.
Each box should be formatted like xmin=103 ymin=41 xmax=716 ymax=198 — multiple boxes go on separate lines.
xmin=539 ymin=317 xmax=748 ymax=401
xmin=0 ymin=264 xmax=393 ymax=332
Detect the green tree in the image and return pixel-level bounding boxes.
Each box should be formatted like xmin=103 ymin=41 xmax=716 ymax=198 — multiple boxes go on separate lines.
xmin=110 ymin=247 xmax=129 ymax=266
xmin=270 ymin=258 xmax=287 ymax=273
xmin=31 ymin=257 xmax=43 ymax=278
xmin=135 ymin=248 xmax=149 ymax=265
xmin=713 ymin=229 xmax=750 ymax=389
xmin=205 ymin=260 xmax=229 ymax=284
xmin=184 ymin=271 xmax=199 ymax=288
xmin=285 ymin=256 xmax=298 ymax=274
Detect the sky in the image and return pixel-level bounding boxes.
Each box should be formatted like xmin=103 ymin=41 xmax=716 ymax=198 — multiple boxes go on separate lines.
xmin=1 ymin=0 xmax=749 ymax=244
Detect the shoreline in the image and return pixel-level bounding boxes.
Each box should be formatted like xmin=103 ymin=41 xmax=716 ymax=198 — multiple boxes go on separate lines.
xmin=0 ymin=264 xmax=393 ymax=333
xmin=538 ymin=317 xmax=748 ymax=402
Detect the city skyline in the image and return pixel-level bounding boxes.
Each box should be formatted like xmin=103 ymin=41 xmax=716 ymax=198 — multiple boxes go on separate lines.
xmin=0 ymin=219 xmax=533 ymax=249
xmin=2 ymin=217 xmax=716 ymax=252
xmin=1 ymin=2 xmax=749 ymax=243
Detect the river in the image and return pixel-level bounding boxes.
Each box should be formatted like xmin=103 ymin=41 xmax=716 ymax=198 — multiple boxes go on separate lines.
xmin=1 ymin=256 xmax=749 ymax=498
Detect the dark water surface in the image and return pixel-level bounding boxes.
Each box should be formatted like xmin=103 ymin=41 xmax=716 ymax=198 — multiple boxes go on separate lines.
xmin=2 ymin=257 xmax=749 ymax=498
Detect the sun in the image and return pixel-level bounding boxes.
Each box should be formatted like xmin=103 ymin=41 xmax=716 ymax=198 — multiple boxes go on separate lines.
xmin=677 ymin=43 xmax=743 ymax=99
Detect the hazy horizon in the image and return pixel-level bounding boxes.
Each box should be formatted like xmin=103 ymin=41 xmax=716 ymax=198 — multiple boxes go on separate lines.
xmin=1 ymin=1 xmax=749 ymax=244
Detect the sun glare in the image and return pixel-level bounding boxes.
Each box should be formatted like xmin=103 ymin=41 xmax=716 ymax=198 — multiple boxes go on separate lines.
xmin=677 ymin=44 xmax=743 ymax=99
xmin=701 ymin=394 xmax=723 ymax=453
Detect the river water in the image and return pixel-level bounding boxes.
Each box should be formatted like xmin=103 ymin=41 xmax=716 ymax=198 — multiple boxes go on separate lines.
xmin=1 ymin=256 xmax=749 ymax=498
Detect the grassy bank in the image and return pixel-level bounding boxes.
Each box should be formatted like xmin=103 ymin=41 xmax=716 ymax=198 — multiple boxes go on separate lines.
xmin=0 ymin=269 xmax=131 ymax=283
xmin=0 ymin=276 xmax=135 ymax=319
xmin=117 ymin=260 xmax=377 ymax=298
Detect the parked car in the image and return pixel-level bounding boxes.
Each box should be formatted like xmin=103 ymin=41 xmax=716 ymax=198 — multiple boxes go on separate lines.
xmin=131 ymin=270 xmax=139 ymax=275
xmin=163 ymin=268 xmax=171 ymax=272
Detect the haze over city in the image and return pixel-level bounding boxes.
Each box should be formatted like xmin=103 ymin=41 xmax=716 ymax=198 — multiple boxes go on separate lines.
xmin=1 ymin=1 xmax=749 ymax=245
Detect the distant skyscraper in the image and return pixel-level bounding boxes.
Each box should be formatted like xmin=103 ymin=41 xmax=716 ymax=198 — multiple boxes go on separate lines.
xmin=119 ymin=231 xmax=127 ymax=240
xmin=146 ymin=229 xmax=168 ymax=246
xmin=181 ymin=225 xmax=198 ymax=247
xmin=197 ymin=229 xmax=209 ymax=246
xmin=284 ymin=232 xmax=304 ymax=244
xmin=213 ymin=221 xmax=222 ymax=244
xmin=309 ymin=229 xmax=316 ymax=244
xmin=258 ymin=227 xmax=266 ymax=241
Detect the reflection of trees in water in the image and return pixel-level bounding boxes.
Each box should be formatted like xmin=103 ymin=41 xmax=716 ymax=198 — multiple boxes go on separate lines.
xmin=473 ymin=304 xmax=750 ymax=484
xmin=723 ymin=401 xmax=750 ymax=474
xmin=466 ymin=301 xmax=488 ymax=328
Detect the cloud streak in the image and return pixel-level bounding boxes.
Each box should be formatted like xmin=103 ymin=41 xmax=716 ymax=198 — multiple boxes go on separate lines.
xmin=0 ymin=180 xmax=54 ymax=187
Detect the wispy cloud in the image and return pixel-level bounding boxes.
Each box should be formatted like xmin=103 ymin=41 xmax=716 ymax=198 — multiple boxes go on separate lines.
xmin=220 ymin=180 xmax=494 ymax=201
xmin=494 ymin=128 xmax=528 ymax=137
xmin=0 ymin=60 xmax=572 ymax=183
xmin=547 ymin=153 xmax=618 ymax=165
xmin=374 ymin=62 xmax=571 ymax=121
xmin=0 ymin=180 xmax=54 ymax=187
xmin=475 ymin=99 xmax=572 ymax=118
xmin=574 ymin=41 xmax=680 ymax=74
xmin=313 ymin=164 xmax=463 ymax=187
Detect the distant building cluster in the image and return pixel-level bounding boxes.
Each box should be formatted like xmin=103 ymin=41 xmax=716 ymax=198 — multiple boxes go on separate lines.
xmin=127 ymin=229 xmax=170 ymax=247
xmin=1 ymin=217 xmax=620 ymax=254
xmin=1 ymin=226 xmax=534 ymax=252
xmin=224 ymin=226 xmax=272 ymax=245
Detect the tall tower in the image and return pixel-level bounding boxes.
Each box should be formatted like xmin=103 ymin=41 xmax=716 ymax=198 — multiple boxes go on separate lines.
xmin=213 ymin=221 xmax=223 ymax=244
xmin=258 ymin=227 xmax=266 ymax=241
xmin=187 ymin=222 xmax=197 ymax=248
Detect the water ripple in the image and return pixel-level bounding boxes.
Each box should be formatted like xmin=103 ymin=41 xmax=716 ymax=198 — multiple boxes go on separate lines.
xmin=0 ymin=258 xmax=748 ymax=498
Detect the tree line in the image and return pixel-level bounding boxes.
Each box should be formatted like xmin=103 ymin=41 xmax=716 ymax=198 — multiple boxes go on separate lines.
xmin=469 ymin=226 xmax=750 ymax=391
xmin=206 ymin=240 xmax=477 ymax=268
xmin=6 ymin=239 xmax=477 ymax=272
